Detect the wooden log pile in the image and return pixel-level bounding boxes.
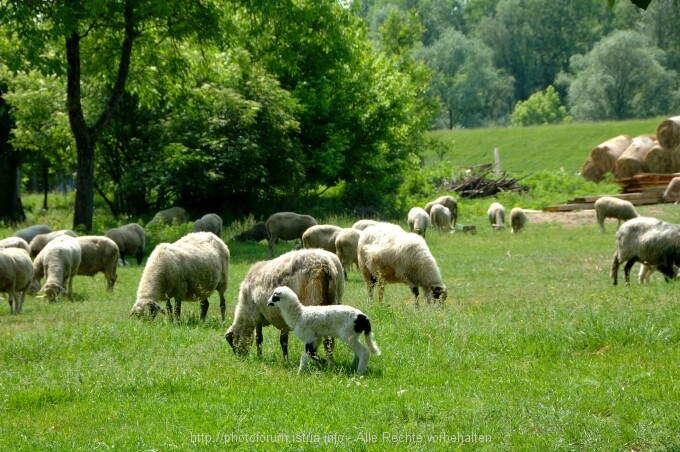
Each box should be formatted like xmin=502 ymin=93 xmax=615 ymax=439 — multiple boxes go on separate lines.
xmin=441 ymin=171 xmax=528 ymax=199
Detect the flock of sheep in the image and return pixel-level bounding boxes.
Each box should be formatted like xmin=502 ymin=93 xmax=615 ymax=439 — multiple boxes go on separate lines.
xmin=3 ymin=194 xmax=676 ymax=374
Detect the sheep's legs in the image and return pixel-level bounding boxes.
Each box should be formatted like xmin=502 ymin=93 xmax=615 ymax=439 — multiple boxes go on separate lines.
xmin=323 ymin=337 xmax=335 ymax=365
xmin=623 ymin=258 xmax=638 ymax=284
xmin=199 ymin=299 xmax=209 ymax=321
xmin=174 ymin=300 xmax=182 ymax=318
xmin=611 ymin=252 xmax=620 ymax=285
xmin=219 ymin=294 xmax=226 ymax=322
xmin=298 ymin=346 xmax=313 ymax=374
xmin=279 ymin=330 xmax=288 ymax=359
xmin=256 ymin=325 xmax=264 ymax=356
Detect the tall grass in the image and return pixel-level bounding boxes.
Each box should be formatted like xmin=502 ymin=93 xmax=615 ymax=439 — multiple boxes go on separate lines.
xmin=2 ymin=200 xmax=680 ymax=450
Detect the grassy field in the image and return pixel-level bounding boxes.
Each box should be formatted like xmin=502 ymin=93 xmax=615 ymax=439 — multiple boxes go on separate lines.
xmin=2 ymin=200 xmax=680 ymax=450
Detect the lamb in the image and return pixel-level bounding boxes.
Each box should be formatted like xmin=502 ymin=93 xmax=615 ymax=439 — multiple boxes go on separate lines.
xmin=407 ymin=207 xmax=431 ymax=237
xmin=32 ymin=235 xmax=82 ymax=302
xmin=105 ymin=223 xmax=146 ymax=266
xmin=487 ymin=202 xmax=506 ymax=231
xmin=611 ymin=216 xmax=680 ymax=285
xmin=224 ymin=248 xmax=344 ymax=359
xmin=13 ymin=224 xmax=52 ymax=243
xmin=357 ymin=224 xmax=447 ymax=305
xmin=425 ymin=195 xmax=458 ymax=228
xmin=233 ymin=221 xmax=268 ymax=242
xmin=594 ymin=196 xmax=639 ymax=233
xmin=335 ymin=228 xmax=361 ymax=280
xmin=429 ymin=204 xmax=452 ymax=233
xmin=0 ymin=247 xmax=34 ymax=314
xmin=302 ymin=224 xmax=343 ymax=253
xmin=75 ymin=236 xmax=119 ymax=291
xmin=129 ymin=232 xmax=230 ymax=321
xmin=265 ymin=212 xmax=318 ymax=258
xmin=0 ymin=236 xmax=30 ymax=253
xmin=661 ymin=176 xmax=680 ymax=204
xmin=267 ymin=286 xmax=380 ymax=374
xmin=191 ymin=213 xmax=223 ymax=237
xmin=146 ymin=206 xmax=187 ymax=227
xmin=29 ymin=229 xmax=78 ymax=259
xmin=510 ymin=207 xmax=528 ymax=234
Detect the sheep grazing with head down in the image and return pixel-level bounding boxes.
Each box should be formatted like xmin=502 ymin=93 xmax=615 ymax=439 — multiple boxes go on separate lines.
xmin=29 ymin=229 xmax=78 ymax=259
xmin=75 ymin=236 xmax=119 ymax=291
xmin=267 ymin=286 xmax=380 ymax=375
xmin=594 ymin=196 xmax=639 ymax=233
xmin=425 ymin=195 xmax=458 ymax=228
xmin=13 ymin=224 xmax=52 ymax=243
xmin=611 ymin=216 xmax=680 ymax=285
xmin=105 ymin=223 xmax=146 ymax=266
xmin=358 ymin=224 xmax=447 ymax=305
xmin=0 ymin=236 xmax=30 ymax=253
xmin=661 ymin=176 xmax=680 ymax=204
xmin=510 ymin=207 xmax=527 ymax=234
xmin=487 ymin=202 xmax=506 ymax=231
xmin=0 ymin=247 xmax=34 ymax=314
xmin=408 ymin=207 xmax=431 ymax=237
xmin=233 ymin=221 xmax=268 ymax=243
xmin=429 ymin=204 xmax=453 ymax=233
xmin=335 ymin=228 xmax=361 ymax=280
xmin=265 ymin=212 xmax=318 ymax=258
xmin=147 ymin=206 xmax=187 ymax=227
xmin=32 ymin=235 xmax=82 ymax=302
xmin=129 ymin=232 xmax=230 ymax=321
xmin=192 ymin=213 xmax=223 ymax=237
xmin=302 ymin=224 xmax=343 ymax=253
xmin=224 ymin=248 xmax=344 ymax=359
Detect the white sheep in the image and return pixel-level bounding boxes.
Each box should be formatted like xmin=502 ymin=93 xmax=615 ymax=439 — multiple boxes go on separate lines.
xmin=129 ymin=232 xmax=230 ymax=321
xmin=352 ymin=219 xmax=381 ymax=231
xmin=487 ymin=202 xmax=506 ymax=231
xmin=32 ymin=235 xmax=82 ymax=302
xmin=267 ymin=286 xmax=380 ymax=374
xmin=510 ymin=207 xmax=528 ymax=234
xmin=146 ymin=206 xmax=187 ymax=227
xmin=0 ymin=247 xmax=34 ymax=314
xmin=191 ymin=213 xmax=223 ymax=237
xmin=105 ymin=223 xmax=146 ymax=266
xmin=429 ymin=204 xmax=452 ymax=233
xmin=357 ymin=224 xmax=447 ymax=305
xmin=265 ymin=212 xmax=318 ymax=258
xmin=611 ymin=216 xmax=680 ymax=285
xmin=302 ymin=224 xmax=343 ymax=253
xmin=661 ymin=176 xmax=680 ymax=204
xmin=224 ymin=249 xmax=344 ymax=359
xmin=594 ymin=196 xmax=639 ymax=233
xmin=232 ymin=221 xmax=268 ymax=242
xmin=75 ymin=236 xmax=119 ymax=291
xmin=407 ymin=207 xmax=431 ymax=237
xmin=13 ymin=224 xmax=52 ymax=243
xmin=425 ymin=195 xmax=458 ymax=228
xmin=29 ymin=229 xmax=78 ymax=259
xmin=335 ymin=228 xmax=361 ymax=280
xmin=0 ymin=236 xmax=30 ymax=253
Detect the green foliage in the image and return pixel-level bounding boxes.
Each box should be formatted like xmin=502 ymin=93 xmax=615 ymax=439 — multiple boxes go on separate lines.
xmin=512 ymin=85 xmax=573 ymax=126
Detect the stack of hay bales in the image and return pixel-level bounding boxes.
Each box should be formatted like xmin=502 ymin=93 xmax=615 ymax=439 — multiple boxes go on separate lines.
xmin=581 ymin=116 xmax=680 ymax=182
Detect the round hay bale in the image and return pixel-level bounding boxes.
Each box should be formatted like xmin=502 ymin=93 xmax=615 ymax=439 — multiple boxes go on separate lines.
xmin=613 ymin=135 xmax=655 ymax=179
xmin=643 ymin=140 xmax=670 ymax=173
xmin=589 ymin=134 xmax=632 ymax=173
xmin=581 ymin=158 xmax=605 ymax=182
xmin=656 ymin=116 xmax=680 ymax=150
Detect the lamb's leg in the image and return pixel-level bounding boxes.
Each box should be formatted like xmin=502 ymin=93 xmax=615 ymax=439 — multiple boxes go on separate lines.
xmin=348 ymin=336 xmax=370 ymax=374
xmin=298 ymin=346 xmax=313 ymax=374
xmin=623 ymin=258 xmax=638 ymax=284
xmin=256 ymin=324 xmax=264 ymax=356
xmin=323 ymin=337 xmax=335 ymax=366
xmin=199 ymin=299 xmax=209 ymax=321
xmin=280 ymin=329 xmax=289 ymax=359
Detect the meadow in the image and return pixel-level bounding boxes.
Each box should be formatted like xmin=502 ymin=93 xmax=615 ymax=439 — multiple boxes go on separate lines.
xmin=2 ymin=118 xmax=680 ymax=450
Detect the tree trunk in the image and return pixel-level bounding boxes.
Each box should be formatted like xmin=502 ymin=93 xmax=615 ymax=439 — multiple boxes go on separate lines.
xmin=0 ymin=92 xmax=25 ymax=225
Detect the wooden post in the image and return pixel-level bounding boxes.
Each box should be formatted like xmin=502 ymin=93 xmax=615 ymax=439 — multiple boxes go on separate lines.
xmin=494 ymin=147 xmax=501 ymax=176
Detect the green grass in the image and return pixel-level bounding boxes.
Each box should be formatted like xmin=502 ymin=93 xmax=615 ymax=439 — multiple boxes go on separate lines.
xmin=2 ymin=201 xmax=680 ymax=450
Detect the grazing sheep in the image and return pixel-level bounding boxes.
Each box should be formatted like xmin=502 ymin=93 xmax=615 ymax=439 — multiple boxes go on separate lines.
xmin=13 ymin=224 xmax=52 ymax=243
xmin=29 ymin=229 xmax=78 ymax=259
xmin=224 ymin=249 xmax=344 ymax=359
xmin=357 ymin=224 xmax=447 ymax=305
xmin=510 ymin=207 xmax=528 ymax=234
xmin=0 ymin=237 xmax=30 ymax=253
xmin=0 ymin=247 xmax=34 ymax=314
xmin=429 ymin=204 xmax=453 ymax=233
xmin=407 ymin=207 xmax=431 ymax=237
xmin=661 ymin=176 xmax=680 ymax=204
xmin=265 ymin=212 xmax=318 ymax=258
xmin=76 ymin=236 xmax=119 ymax=291
xmin=302 ymin=224 xmax=343 ymax=253
xmin=425 ymin=195 xmax=458 ymax=228
xmin=105 ymin=223 xmax=146 ymax=266
xmin=487 ymin=202 xmax=506 ymax=231
xmin=352 ymin=219 xmax=381 ymax=231
xmin=611 ymin=216 xmax=680 ymax=285
xmin=594 ymin=196 xmax=639 ymax=233
xmin=335 ymin=228 xmax=361 ymax=280
xmin=191 ymin=213 xmax=223 ymax=237
xmin=267 ymin=286 xmax=380 ymax=374
xmin=147 ymin=206 xmax=187 ymax=227
xmin=32 ymin=235 xmax=82 ymax=302
xmin=233 ymin=221 xmax=268 ymax=243
xmin=129 ymin=232 xmax=230 ymax=321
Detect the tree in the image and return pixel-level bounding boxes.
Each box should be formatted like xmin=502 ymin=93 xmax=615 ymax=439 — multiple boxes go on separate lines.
xmin=512 ymin=85 xmax=572 ymax=126
xmin=561 ymin=29 xmax=678 ymax=120
xmin=0 ymin=80 xmax=24 ymax=224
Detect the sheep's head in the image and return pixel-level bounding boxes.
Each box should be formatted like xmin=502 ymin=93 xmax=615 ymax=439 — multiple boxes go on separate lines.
xmin=225 ymin=326 xmax=253 ymax=356
xmin=129 ymin=300 xmax=165 ymax=319
xmin=40 ymin=282 xmax=66 ymax=302
xmin=427 ymin=284 xmax=448 ymax=304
